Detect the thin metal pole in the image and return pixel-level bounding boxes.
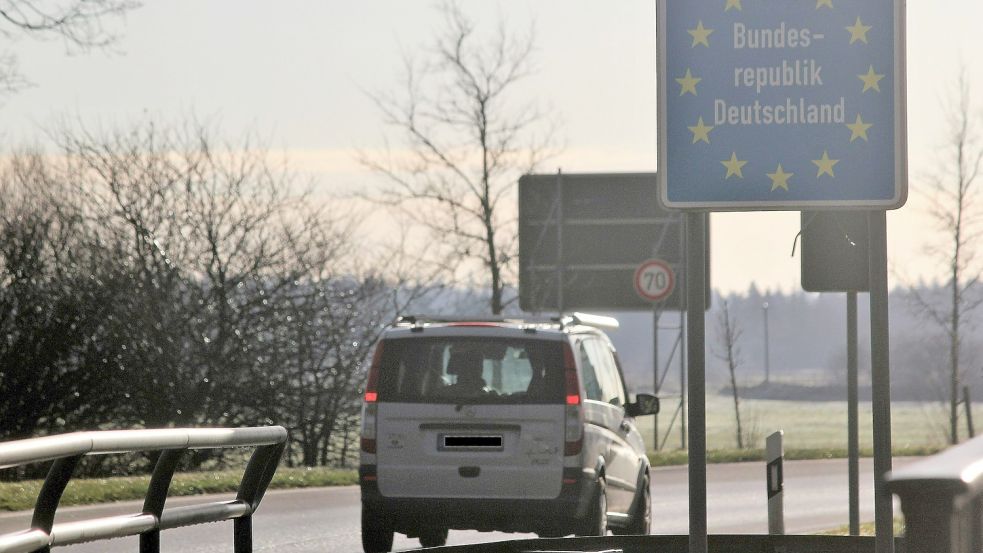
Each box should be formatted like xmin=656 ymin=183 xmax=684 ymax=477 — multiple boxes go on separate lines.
xmin=868 ymin=211 xmax=894 ymax=553
xmin=680 ymin=223 xmax=688 ymax=450
xmin=556 ymin=170 xmax=565 ymax=313
xmin=654 ymin=308 xmax=661 ymax=451
xmin=964 ymin=386 xmax=975 ymax=439
xmin=763 ymin=301 xmax=771 ymax=384
xmin=686 ymin=212 xmax=707 ymax=553
xmin=847 ymin=291 xmax=860 ymax=536
xmin=680 ymin=308 xmax=687 ymax=449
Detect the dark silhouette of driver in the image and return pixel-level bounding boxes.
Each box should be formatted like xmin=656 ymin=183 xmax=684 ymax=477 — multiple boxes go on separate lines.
xmin=442 ymin=351 xmax=487 ymax=396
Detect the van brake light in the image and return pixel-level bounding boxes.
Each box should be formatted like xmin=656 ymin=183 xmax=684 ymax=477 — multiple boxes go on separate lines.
xmin=562 ymin=342 xmax=583 ymax=456
xmin=364 ymin=341 xmax=384 ymax=403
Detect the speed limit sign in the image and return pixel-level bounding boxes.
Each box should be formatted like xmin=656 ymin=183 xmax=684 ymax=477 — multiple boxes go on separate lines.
xmin=634 ymin=259 xmax=675 ymax=302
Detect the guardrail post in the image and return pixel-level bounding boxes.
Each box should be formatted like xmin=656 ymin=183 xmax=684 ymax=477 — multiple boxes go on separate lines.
xmin=140 ymin=529 xmax=160 ymax=553
xmin=234 ymin=516 xmax=252 ymax=553
xmin=31 ymin=454 xmax=83 ymax=553
xmin=140 ymin=449 xmax=186 ymax=553
xmin=237 ymin=442 xmax=286 ymax=510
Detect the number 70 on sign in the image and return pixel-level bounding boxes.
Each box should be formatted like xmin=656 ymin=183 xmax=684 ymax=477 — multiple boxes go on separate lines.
xmin=634 ymin=259 xmax=676 ymax=303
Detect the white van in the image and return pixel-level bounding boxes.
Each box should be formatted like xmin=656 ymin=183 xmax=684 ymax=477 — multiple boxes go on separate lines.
xmin=358 ymin=314 xmax=659 ymax=552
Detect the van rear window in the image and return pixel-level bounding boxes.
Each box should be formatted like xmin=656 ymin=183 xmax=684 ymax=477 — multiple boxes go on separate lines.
xmin=376 ymin=337 xmax=564 ymax=404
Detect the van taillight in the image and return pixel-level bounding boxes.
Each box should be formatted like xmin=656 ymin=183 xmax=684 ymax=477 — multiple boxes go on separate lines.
xmin=563 ymin=342 xmax=583 ymax=455
xmin=564 ymin=342 xmax=580 ymax=405
xmin=361 ymin=402 xmax=378 ymax=454
xmin=361 ymin=341 xmax=383 ymax=454
xmin=364 ymin=341 xmax=384 ymax=403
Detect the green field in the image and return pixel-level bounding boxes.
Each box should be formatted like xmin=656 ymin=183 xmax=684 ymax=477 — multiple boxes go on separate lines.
xmin=637 ymin=394 xmax=974 ymax=452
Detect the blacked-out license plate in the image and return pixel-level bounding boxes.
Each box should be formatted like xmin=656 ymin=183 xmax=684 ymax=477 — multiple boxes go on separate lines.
xmin=441 ymin=435 xmax=503 ymax=449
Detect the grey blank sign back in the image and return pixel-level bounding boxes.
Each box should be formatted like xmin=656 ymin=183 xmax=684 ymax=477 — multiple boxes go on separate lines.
xmin=518 ymin=172 xmax=708 ymax=311
xmin=800 ymin=211 xmax=870 ymax=293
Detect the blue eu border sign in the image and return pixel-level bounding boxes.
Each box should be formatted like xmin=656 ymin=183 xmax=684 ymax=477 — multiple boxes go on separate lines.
xmin=658 ymin=0 xmax=906 ymax=211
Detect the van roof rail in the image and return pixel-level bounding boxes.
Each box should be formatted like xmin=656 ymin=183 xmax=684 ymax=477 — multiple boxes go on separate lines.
xmin=395 ymin=312 xmax=619 ymax=330
xmin=560 ymin=312 xmax=620 ymax=330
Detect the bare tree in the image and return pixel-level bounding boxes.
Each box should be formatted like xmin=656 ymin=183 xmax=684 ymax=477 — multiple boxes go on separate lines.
xmin=714 ymin=300 xmax=746 ymax=449
xmin=909 ymin=71 xmax=983 ymax=444
xmin=361 ymin=1 xmax=560 ymax=314
xmin=0 ymin=173 xmax=126 ymax=443
xmin=0 ymin=0 xmax=137 ymax=98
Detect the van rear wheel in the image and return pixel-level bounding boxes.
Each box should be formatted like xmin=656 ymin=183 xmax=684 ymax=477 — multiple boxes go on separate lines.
xmin=577 ymin=477 xmax=608 ymax=536
xmin=418 ymin=527 xmax=448 ymax=548
xmin=625 ymin=474 xmax=651 ymax=534
xmin=361 ymin=505 xmax=394 ymax=553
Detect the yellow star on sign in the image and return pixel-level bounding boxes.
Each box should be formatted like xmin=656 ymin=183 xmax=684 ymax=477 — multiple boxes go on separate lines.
xmin=816 ymin=0 xmax=833 ymax=8
xmin=812 ymin=150 xmax=839 ymax=178
xmin=858 ymin=65 xmax=885 ymax=93
xmin=846 ymin=114 xmax=873 ymax=142
xmin=688 ymin=21 xmax=714 ymax=48
xmin=767 ymin=164 xmax=793 ymax=192
xmin=725 ymin=0 xmax=742 ymax=12
xmin=846 ymin=17 xmax=872 ymax=44
xmin=676 ymin=69 xmax=701 ymax=96
xmin=688 ymin=117 xmax=714 ymax=144
xmin=721 ymin=152 xmax=747 ymax=179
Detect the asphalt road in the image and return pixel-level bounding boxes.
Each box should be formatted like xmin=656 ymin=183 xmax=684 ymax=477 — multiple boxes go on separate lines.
xmin=0 ymin=458 xmax=904 ymax=553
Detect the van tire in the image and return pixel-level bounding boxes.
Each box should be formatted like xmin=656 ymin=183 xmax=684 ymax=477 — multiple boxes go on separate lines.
xmin=578 ymin=477 xmax=608 ymax=536
xmin=418 ymin=527 xmax=448 ymax=548
xmin=361 ymin=505 xmax=394 ymax=553
xmin=625 ymin=474 xmax=651 ymax=534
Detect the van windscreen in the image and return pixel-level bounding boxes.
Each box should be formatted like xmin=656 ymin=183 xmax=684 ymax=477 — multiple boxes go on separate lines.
xmin=376 ymin=337 xmax=565 ymax=404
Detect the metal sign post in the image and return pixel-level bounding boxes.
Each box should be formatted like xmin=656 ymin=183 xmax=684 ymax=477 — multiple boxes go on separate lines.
xmin=847 ymin=291 xmax=860 ymax=536
xmin=800 ymin=210 xmax=869 ymax=535
xmin=653 ymin=308 xmax=662 ymax=450
xmin=869 ymin=211 xmax=893 ymax=553
xmin=685 ymin=213 xmax=707 ymax=553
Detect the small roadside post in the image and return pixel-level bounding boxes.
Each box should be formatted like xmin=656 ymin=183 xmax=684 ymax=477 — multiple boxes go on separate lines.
xmin=766 ymin=431 xmax=784 ymax=535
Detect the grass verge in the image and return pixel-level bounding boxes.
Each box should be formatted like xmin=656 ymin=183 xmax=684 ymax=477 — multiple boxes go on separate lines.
xmin=0 ymin=466 xmax=357 ymax=512
xmin=649 ymin=444 xmax=942 ymax=467
xmin=819 ymin=518 xmax=905 ymax=536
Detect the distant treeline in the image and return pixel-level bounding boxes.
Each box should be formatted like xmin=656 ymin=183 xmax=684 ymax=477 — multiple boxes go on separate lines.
xmin=613 ymin=286 xmax=982 ymax=403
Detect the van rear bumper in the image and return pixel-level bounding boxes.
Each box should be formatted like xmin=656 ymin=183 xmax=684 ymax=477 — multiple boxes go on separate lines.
xmin=360 ymin=465 xmax=596 ymax=536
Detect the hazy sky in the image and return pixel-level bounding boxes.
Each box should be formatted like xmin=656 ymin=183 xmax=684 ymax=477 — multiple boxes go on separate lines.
xmin=1 ymin=1 xmax=981 ymax=294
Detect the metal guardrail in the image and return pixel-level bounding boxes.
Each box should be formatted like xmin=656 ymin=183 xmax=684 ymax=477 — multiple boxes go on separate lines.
xmin=888 ymin=434 xmax=983 ymax=553
xmin=0 ymin=427 xmax=287 ymax=553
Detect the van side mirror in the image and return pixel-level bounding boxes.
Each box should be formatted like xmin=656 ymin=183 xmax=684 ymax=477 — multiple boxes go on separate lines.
xmin=627 ymin=393 xmax=660 ymax=417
